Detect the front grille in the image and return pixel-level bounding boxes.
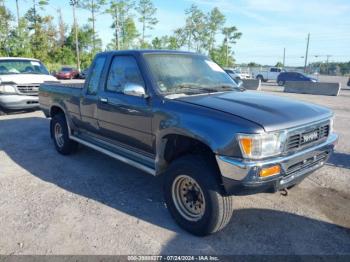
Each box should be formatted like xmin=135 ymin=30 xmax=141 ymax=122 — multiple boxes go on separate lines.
xmin=17 ymin=84 xmax=39 ymax=95
xmin=285 ymin=152 xmax=329 ymax=176
xmin=286 ymin=123 xmax=330 ymax=151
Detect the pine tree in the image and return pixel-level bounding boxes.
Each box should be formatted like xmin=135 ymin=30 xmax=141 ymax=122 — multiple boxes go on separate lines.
xmin=136 ymin=0 xmax=158 ymax=47
xmin=79 ymin=0 xmax=106 ymax=53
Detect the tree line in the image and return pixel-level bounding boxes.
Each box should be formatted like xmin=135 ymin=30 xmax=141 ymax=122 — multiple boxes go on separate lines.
xmin=0 ymin=0 xmax=242 ymax=71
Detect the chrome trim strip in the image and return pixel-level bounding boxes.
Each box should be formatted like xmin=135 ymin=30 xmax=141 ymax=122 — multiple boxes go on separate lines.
xmin=79 ymin=130 xmax=155 ymax=163
xmin=279 ymin=159 xmax=325 ymax=185
xmin=70 ymin=135 xmax=156 ymax=176
xmin=284 ymin=118 xmax=331 ymax=133
xmin=216 ymin=133 xmax=338 ymax=181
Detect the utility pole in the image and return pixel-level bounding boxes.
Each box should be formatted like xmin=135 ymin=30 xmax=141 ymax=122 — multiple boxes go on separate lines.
xmin=326 ymin=55 xmax=332 ymax=75
xmin=283 ymin=47 xmax=286 ymax=67
xmin=15 ymin=0 xmax=20 ymax=27
xmin=304 ymin=33 xmax=310 ymax=73
xmin=70 ymin=0 xmax=81 ymax=72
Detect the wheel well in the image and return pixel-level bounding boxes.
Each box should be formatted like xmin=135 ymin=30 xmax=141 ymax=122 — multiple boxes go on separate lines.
xmin=163 ymin=135 xmax=214 ymax=163
xmin=50 ymin=106 xmax=64 ymax=118
xmin=162 ymin=134 xmax=225 ymax=193
xmin=256 ymin=74 xmax=263 ymax=79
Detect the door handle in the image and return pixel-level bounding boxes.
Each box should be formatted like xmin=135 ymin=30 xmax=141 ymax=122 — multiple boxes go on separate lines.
xmin=100 ymin=97 xmax=108 ymax=103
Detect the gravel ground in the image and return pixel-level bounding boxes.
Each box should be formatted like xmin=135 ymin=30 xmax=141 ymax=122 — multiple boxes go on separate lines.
xmin=0 ymin=90 xmax=349 ymax=255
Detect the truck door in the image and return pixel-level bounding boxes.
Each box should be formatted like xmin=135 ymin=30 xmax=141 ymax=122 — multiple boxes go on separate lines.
xmin=79 ymin=54 xmax=107 ymax=133
xmin=97 ymin=55 xmax=153 ymax=155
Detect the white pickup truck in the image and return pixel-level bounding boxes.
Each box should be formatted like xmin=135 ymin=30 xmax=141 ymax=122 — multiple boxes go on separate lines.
xmin=252 ymin=67 xmax=285 ymax=82
xmin=0 ymin=57 xmax=57 ymax=114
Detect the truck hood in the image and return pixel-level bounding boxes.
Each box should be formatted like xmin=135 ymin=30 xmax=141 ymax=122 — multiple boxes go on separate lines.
xmin=0 ymin=74 xmax=57 ymax=84
xmin=176 ymin=91 xmax=332 ymax=132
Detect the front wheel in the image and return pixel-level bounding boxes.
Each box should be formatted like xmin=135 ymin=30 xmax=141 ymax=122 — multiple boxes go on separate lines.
xmin=278 ymin=80 xmax=285 ymax=86
xmin=163 ymin=155 xmax=234 ymax=236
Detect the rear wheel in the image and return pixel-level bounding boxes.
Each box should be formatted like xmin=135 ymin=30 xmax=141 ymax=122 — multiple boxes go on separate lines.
xmin=256 ymin=75 xmax=264 ymax=82
xmin=163 ymin=155 xmax=234 ymax=236
xmin=0 ymin=106 xmax=7 ymax=116
xmin=51 ymin=113 xmax=78 ymax=155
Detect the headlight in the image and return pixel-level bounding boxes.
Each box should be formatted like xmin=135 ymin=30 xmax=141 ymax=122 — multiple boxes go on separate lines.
xmin=237 ymin=131 xmax=287 ymax=159
xmin=0 ymin=85 xmax=17 ymax=94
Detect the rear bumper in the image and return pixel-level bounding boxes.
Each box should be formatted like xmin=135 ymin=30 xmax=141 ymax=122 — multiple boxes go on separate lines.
xmin=56 ymin=75 xmax=71 ymax=79
xmin=56 ymin=74 xmax=77 ymax=79
xmin=0 ymin=95 xmax=39 ymax=110
xmin=216 ymin=133 xmax=338 ymax=195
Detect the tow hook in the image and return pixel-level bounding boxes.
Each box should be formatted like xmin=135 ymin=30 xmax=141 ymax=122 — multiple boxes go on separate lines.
xmin=280 ymin=188 xmax=288 ymax=196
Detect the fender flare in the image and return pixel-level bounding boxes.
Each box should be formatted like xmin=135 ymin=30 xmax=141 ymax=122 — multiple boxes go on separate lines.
xmin=155 ymin=128 xmax=215 ymax=175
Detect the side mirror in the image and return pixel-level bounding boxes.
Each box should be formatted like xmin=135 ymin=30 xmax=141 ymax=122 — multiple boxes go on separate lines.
xmin=123 ymin=83 xmax=147 ymax=97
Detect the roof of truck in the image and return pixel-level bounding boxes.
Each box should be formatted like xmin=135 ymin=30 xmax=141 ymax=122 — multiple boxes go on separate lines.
xmin=98 ymin=49 xmax=205 ymax=56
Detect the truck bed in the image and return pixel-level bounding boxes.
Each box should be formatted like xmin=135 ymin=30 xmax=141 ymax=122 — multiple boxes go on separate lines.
xmin=39 ymin=81 xmax=83 ymax=117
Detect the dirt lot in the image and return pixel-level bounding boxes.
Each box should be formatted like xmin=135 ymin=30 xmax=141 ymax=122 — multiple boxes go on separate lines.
xmin=0 ymin=89 xmax=349 ymax=255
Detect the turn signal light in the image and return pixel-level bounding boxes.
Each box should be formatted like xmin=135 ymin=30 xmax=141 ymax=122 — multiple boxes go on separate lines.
xmin=259 ymin=165 xmax=281 ymax=178
xmin=240 ymin=137 xmax=252 ymax=155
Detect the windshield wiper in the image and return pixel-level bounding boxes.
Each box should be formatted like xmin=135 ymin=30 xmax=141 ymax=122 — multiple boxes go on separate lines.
xmin=211 ymin=84 xmax=245 ymax=92
xmin=174 ymin=83 xmax=201 ymax=89
xmin=170 ymin=83 xmax=245 ymax=96
xmin=172 ymin=83 xmax=204 ymax=93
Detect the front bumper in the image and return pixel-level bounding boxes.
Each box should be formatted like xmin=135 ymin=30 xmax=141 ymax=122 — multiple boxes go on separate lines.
xmin=0 ymin=95 xmax=39 ymax=110
xmin=216 ymin=133 xmax=338 ymax=195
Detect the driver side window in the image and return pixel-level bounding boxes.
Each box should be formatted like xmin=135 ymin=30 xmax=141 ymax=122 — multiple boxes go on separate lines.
xmin=106 ymin=56 xmax=144 ymax=94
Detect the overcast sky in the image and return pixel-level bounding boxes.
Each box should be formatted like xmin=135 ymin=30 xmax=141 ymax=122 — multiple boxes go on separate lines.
xmin=6 ymin=0 xmax=350 ymax=66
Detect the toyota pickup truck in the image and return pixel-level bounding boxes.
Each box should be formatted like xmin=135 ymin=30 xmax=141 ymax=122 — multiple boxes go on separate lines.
xmin=39 ymin=50 xmax=338 ymax=236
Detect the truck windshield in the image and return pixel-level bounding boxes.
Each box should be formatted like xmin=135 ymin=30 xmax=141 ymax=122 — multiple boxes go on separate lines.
xmin=0 ymin=59 xmax=50 ymax=75
xmin=144 ymin=54 xmax=239 ymax=95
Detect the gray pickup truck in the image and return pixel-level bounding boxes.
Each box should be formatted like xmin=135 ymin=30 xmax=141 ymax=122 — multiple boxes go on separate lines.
xmin=39 ymin=50 xmax=338 ymax=236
